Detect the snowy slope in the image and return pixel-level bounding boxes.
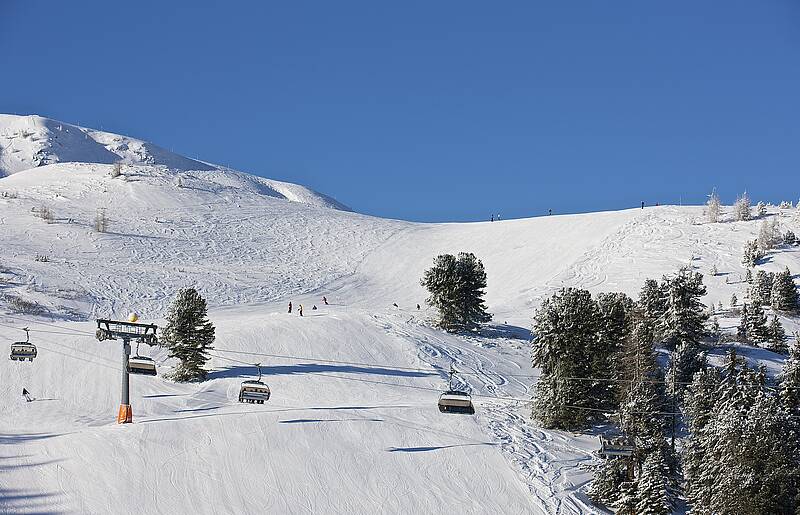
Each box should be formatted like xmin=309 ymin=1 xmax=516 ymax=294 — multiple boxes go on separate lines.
xmin=0 ymin=114 xmax=349 ymax=211
xmin=1 ymin=143 xmax=799 ymax=514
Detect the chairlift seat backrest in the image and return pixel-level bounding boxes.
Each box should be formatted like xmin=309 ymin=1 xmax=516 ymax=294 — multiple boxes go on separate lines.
xmin=128 ymin=356 xmax=157 ymax=376
xmin=10 ymin=343 xmax=37 ymax=361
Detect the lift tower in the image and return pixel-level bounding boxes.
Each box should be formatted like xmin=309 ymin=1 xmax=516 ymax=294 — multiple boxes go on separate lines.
xmin=96 ymin=317 xmax=158 ymax=424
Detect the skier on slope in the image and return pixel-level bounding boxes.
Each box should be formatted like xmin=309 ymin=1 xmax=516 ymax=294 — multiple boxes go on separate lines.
xmin=22 ymin=388 xmax=32 ymax=402
xmin=322 ymin=296 xmax=328 ymax=305
xmin=288 ymin=301 xmax=292 ymax=314
xmin=298 ymin=305 xmax=304 ymax=317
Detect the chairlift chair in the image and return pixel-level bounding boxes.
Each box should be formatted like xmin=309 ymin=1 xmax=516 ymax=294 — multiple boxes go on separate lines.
xmin=437 ymin=363 xmax=475 ymax=415
xmin=239 ymin=364 xmax=271 ymax=404
xmin=599 ymin=435 xmax=636 ymax=457
xmin=9 ymin=328 xmax=36 ymax=362
xmin=127 ymin=342 xmax=157 ymax=376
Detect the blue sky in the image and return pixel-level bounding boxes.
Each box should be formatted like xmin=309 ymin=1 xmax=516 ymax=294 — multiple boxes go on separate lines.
xmin=1 ymin=2 xmax=799 ymax=221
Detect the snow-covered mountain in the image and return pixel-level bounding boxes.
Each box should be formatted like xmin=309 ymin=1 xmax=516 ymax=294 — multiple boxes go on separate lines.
xmin=0 ymin=114 xmax=349 ymax=211
xmin=1 ymin=115 xmax=799 ymax=514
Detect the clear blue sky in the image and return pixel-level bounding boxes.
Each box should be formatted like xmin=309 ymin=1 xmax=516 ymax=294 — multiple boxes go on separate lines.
xmin=2 ymin=2 xmax=799 ymax=221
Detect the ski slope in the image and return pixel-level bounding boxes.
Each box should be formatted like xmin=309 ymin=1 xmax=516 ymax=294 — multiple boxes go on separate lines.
xmin=1 ymin=116 xmax=799 ymax=514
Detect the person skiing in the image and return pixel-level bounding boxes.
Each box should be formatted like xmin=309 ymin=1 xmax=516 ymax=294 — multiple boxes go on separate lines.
xmin=298 ymin=305 xmax=304 ymax=317
xmin=322 ymin=296 xmax=328 ymax=305
xmin=491 ymin=214 xmax=494 ymax=222
xmin=288 ymin=301 xmax=292 ymax=314
xmin=416 ymin=304 xmax=421 ymax=310
xmin=393 ymin=303 xmax=398 ymax=308
xmin=641 ymin=201 xmax=645 ymax=209
xmin=548 ymin=209 xmax=552 ymax=216
xmin=22 ymin=388 xmax=32 ymax=402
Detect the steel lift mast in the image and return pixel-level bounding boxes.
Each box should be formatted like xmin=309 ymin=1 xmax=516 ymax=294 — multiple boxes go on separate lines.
xmin=96 ymin=317 xmax=158 ymax=424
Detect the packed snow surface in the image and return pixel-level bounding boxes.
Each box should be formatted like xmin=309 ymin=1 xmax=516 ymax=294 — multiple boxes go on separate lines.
xmin=1 ymin=123 xmax=799 ymax=514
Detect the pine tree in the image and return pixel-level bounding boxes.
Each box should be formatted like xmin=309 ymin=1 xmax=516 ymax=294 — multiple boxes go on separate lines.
xmin=745 ymin=268 xmax=753 ymax=283
xmin=737 ymin=303 xmax=749 ymax=341
xmin=757 ymin=218 xmax=780 ymax=251
xmin=734 ymin=192 xmax=752 ymax=221
xmin=614 ymin=480 xmax=639 ymax=515
xmin=778 ymin=339 xmax=800 ymax=411
xmin=421 ymin=252 xmax=492 ymax=332
xmin=756 ymin=200 xmax=767 ymax=217
xmin=684 ymin=360 xmax=798 ymax=513
xmin=636 ymin=448 xmax=672 ymax=515
xmin=531 ymin=288 xmax=597 ymax=430
xmin=767 ymin=314 xmax=787 ymax=354
xmin=593 ymin=292 xmax=634 ymax=408
xmin=785 ymin=230 xmax=797 ymax=245
xmin=750 ymin=270 xmax=773 ymax=305
xmin=742 ymin=239 xmax=763 ymax=268
xmin=666 ymin=342 xmax=706 ymax=395
xmin=588 ymin=457 xmax=628 ymax=509
xmin=706 ymin=188 xmax=721 ymax=223
xmin=659 ymin=267 xmax=708 ymax=351
xmin=162 ymin=288 xmax=215 ymax=382
xmin=771 ymin=267 xmax=799 ymax=313
xmin=730 ymin=293 xmax=737 ymax=307
xmin=748 ymin=303 xmax=770 ymax=344
xmin=638 ymin=279 xmax=667 ymax=334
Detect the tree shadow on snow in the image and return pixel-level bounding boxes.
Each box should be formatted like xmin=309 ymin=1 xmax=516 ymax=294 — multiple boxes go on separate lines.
xmin=478 ymin=323 xmax=531 ymax=341
xmin=279 ymin=417 xmax=383 ymax=424
xmin=0 ymin=445 xmax=68 ymax=514
xmin=387 ymin=442 xmax=498 ymax=453
xmin=207 ymin=363 xmax=437 ymax=380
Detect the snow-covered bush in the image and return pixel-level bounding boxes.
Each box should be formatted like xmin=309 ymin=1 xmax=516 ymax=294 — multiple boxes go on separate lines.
xmin=756 ymin=201 xmax=767 ymax=217
xmin=706 ymin=189 xmax=721 ymax=223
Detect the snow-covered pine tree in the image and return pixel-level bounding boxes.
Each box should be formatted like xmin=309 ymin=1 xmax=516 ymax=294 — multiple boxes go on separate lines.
xmin=734 ymin=192 xmax=752 ymax=221
xmin=421 ymin=252 xmax=492 ymax=332
xmin=778 ymin=338 xmax=800 ymax=411
xmin=756 ymin=200 xmax=767 ymax=217
xmin=785 ymin=229 xmax=797 ymax=245
xmin=742 ymin=239 xmax=763 ymax=268
xmin=594 ymin=292 xmax=634 ymax=408
xmin=635 ymin=447 xmax=672 ymax=515
xmin=750 ymin=270 xmax=774 ymax=305
xmin=659 ymin=267 xmax=708 ymax=351
xmin=685 ymin=360 xmax=798 ymax=513
xmin=747 ymin=303 xmax=770 ymax=344
xmin=531 ymin=288 xmax=597 ymax=430
xmin=730 ymin=293 xmax=737 ymax=307
xmin=706 ymin=188 xmax=721 ymax=223
xmin=767 ymin=314 xmax=787 ymax=354
xmin=162 ymin=288 xmax=215 ymax=382
xmin=588 ymin=457 xmax=629 ymax=509
xmin=638 ymin=279 xmax=667 ymax=333
xmin=614 ymin=480 xmax=639 ymax=515
xmin=666 ymin=341 xmax=706 ymax=395
xmin=744 ymin=268 xmax=753 ymax=283
xmin=771 ymin=267 xmax=799 ymax=313
xmin=737 ymin=303 xmax=750 ymax=341
xmin=757 ymin=219 xmax=771 ymax=251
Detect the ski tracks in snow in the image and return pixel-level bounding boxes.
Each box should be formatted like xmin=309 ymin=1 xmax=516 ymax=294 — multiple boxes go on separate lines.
xmin=373 ymin=313 xmax=600 ymax=514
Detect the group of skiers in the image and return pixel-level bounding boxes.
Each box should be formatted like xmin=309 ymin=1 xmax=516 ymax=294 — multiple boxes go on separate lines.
xmin=288 ymin=296 xmax=329 ymax=317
